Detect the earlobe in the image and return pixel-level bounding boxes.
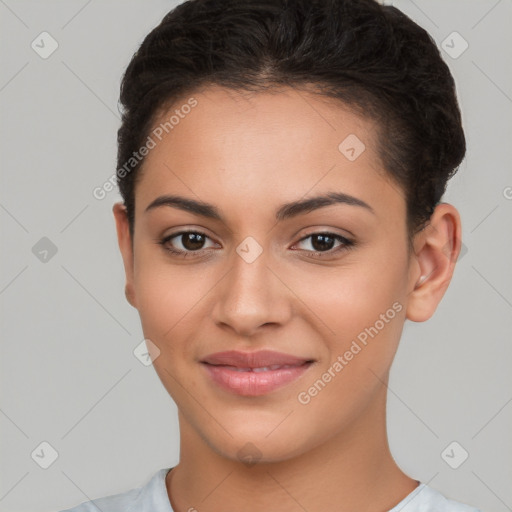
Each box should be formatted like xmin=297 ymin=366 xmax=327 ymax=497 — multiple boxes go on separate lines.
xmin=125 ymin=284 xmax=136 ymax=308
xmin=113 ymin=202 xmax=137 ymax=309
xmin=406 ymin=203 xmax=462 ymax=322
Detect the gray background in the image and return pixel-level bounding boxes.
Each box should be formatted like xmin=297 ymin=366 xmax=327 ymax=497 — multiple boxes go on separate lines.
xmin=0 ymin=1 xmax=511 ymax=511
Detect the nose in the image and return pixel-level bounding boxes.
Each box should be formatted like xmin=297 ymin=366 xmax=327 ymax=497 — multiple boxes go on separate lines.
xmin=211 ymin=245 xmax=293 ymax=338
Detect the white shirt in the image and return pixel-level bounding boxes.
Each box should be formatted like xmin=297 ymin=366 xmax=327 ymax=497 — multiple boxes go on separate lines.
xmin=59 ymin=468 xmax=483 ymax=512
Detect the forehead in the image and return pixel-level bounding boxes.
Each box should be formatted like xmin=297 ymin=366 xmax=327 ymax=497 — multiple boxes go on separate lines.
xmin=134 ymin=85 xmax=405 ymax=224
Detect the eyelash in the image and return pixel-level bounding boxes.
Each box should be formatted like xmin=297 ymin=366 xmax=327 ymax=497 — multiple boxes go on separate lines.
xmin=158 ymin=230 xmax=355 ymax=260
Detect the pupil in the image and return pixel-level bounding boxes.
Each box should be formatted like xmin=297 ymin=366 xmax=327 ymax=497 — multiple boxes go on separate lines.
xmin=183 ymin=233 xmax=204 ymax=250
xmin=312 ymin=234 xmax=334 ymax=251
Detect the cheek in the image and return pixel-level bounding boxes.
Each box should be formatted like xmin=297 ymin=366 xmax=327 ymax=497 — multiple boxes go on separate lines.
xmin=285 ymin=248 xmax=409 ymax=382
xmin=292 ymin=252 xmax=407 ymax=336
xmin=132 ymin=255 xmax=198 ymax=353
xmin=288 ymin=266 xmax=407 ymax=439
xmin=133 ymin=264 xmax=207 ymax=406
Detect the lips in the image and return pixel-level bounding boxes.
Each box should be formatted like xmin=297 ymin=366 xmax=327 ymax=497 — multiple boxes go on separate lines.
xmin=201 ymin=350 xmax=314 ymax=396
xmin=201 ymin=350 xmax=312 ymax=368
xmin=214 ymin=364 xmax=301 ymax=372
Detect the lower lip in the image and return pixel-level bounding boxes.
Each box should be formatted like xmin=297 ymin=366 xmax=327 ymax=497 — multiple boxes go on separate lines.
xmin=202 ymin=362 xmax=313 ymax=396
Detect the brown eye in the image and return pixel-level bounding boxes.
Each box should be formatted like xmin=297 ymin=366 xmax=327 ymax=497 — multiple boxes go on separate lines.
xmin=294 ymin=232 xmax=354 ymax=258
xmin=310 ymin=233 xmax=336 ymax=251
xmin=179 ymin=232 xmax=207 ymax=251
xmin=159 ymin=231 xmax=217 ymax=257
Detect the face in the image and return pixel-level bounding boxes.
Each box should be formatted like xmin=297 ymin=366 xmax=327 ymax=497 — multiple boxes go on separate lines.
xmin=115 ymin=85 xmax=430 ymax=464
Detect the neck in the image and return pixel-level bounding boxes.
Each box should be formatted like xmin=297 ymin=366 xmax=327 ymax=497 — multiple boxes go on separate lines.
xmin=166 ymin=386 xmax=418 ymax=512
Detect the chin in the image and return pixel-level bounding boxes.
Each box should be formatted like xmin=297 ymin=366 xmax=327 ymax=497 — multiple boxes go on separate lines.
xmin=214 ymin=438 xmax=306 ymax=466
xmin=200 ymin=418 xmax=321 ymax=467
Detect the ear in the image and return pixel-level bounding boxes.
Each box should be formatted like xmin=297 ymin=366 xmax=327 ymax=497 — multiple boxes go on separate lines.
xmin=113 ymin=202 xmax=137 ymax=308
xmin=406 ymin=203 xmax=462 ymax=322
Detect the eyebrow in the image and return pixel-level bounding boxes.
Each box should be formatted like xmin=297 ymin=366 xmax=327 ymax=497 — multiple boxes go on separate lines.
xmin=144 ymin=191 xmax=375 ymax=221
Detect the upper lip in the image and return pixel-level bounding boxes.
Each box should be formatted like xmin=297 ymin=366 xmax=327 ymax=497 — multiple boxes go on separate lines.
xmin=201 ymin=350 xmax=313 ymax=368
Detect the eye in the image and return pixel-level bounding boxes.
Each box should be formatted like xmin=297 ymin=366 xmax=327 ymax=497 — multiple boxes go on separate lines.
xmin=159 ymin=231 xmax=217 ymax=257
xmin=158 ymin=230 xmax=355 ymax=259
xmin=293 ymin=232 xmax=354 ymax=258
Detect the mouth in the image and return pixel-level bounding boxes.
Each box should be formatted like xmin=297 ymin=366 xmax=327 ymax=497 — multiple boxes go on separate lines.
xmin=200 ymin=350 xmax=315 ymax=396
xmin=204 ymin=363 xmax=312 ymax=372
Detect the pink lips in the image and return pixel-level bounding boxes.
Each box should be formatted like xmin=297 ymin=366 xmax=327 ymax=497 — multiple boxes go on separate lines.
xmin=201 ymin=350 xmax=314 ymax=396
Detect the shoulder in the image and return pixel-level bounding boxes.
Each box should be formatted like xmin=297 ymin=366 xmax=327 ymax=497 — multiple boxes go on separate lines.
xmin=388 ymin=482 xmax=483 ymax=512
xmin=57 ymin=468 xmax=173 ymax=512
xmin=58 ymin=488 xmax=140 ymax=512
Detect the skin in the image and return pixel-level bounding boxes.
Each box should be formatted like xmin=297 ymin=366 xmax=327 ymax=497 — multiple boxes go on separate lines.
xmin=113 ymin=85 xmax=462 ymax=512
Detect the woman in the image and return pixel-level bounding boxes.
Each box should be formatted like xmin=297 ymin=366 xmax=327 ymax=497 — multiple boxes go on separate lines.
xmin=61 ymin=0 xmax=482 ymax=510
